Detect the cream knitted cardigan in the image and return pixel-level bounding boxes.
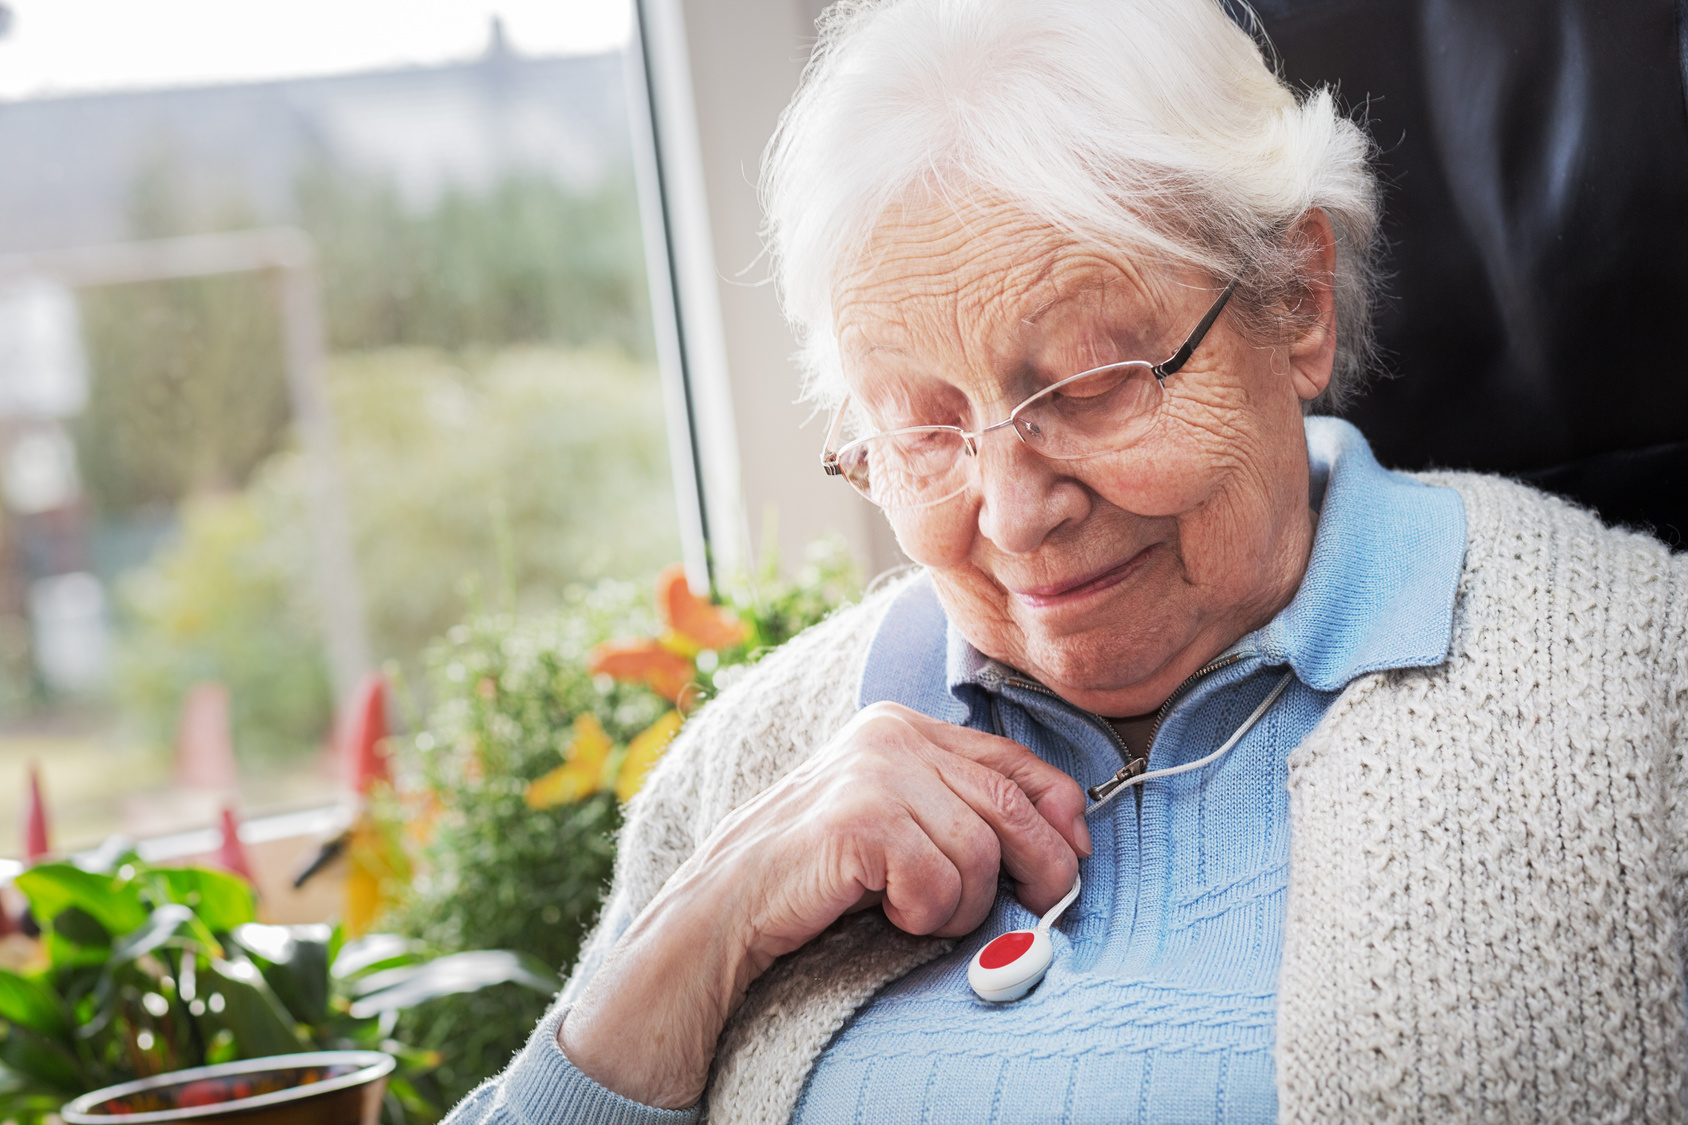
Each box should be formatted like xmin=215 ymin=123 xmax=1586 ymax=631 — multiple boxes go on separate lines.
xmin=559 ymin=473 xmax=1688 ymax=1123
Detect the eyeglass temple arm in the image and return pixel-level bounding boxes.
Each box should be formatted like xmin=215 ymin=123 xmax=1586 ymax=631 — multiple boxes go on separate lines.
xmin=820 ymin=396 xmax=851 ymax=476
xmin=1151 ymin=278 xmax=1239 ymax=381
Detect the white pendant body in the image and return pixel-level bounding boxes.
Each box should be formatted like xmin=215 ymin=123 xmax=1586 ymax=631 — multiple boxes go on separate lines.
xmin=968 ymin=928 xmax=1053 ymax=1002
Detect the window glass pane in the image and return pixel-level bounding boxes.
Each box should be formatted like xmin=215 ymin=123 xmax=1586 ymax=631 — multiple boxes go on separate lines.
xmin=0 ymin=0 xmax=678 ymax=855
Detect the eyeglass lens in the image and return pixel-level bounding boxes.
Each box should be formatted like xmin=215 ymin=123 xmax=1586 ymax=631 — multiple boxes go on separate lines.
xmin=838 ymin=360 xmax=1163 ymax=510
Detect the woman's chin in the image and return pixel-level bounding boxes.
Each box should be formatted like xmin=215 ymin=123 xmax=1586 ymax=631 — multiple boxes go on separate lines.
xmin=1010 ymin=597 xmax=1184 ymax=701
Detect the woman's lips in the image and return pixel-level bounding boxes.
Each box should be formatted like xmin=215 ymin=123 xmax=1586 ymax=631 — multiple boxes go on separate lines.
xmin=1008 ymin=548 xmax=1153 ymax=609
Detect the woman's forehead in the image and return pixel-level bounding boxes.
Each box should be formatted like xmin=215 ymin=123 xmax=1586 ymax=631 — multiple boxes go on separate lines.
xmin=833 ymin=199 xmax=1175 ymax=369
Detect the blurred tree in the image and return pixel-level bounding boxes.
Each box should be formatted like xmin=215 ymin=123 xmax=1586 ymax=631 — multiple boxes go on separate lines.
xmin=73 ymin=158 xmax=654 ymax=523
xmin=114 ymin=484 xmax=332 ymax=766
xmin=297 ymin=166 xmax=653 ymax=358
xmin=325 ymin=345 xmax=679 ymax=666
xmin=74 ymin=160 xmax=292 ymax=514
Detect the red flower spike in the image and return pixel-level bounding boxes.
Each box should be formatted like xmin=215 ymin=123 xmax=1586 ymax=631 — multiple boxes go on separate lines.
xmin=218 ymin=805 xmax=256 ymax=885
xmin=175 ymin=682 xmax=238 ymax=792
xmin=23 ymin=763 xmax=49 ymax=861
xmin=340 ymin=673 xmax=390 ymax=795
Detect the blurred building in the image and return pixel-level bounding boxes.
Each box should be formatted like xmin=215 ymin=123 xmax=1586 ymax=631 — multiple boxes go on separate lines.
xmin=0 ymin=27 xmax=630 ymax=253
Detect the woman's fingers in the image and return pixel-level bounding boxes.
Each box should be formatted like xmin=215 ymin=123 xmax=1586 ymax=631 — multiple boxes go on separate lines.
xmin=888 ymin=770 xmax=1008 ymax=935
xmin=839 ymin=705 xmax=1083 ymax=926
xmin=877 ymin=813 xmax=968 ymax=936
xmin=917 ymin=748 xmax=1080 ymax=916
xmin=868 ymin=703 xmax=1092 ymax=857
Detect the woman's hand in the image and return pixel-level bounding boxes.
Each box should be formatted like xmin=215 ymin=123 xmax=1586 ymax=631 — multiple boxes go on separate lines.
xmin=559 ymin=702 xmax=1091 ymax=1108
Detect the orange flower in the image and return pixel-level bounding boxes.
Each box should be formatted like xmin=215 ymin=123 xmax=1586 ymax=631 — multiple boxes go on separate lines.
xmin=589 ymin=638 xmax=694 ymax=702
xmin=658 ymin=564 xmax=748 ymax=651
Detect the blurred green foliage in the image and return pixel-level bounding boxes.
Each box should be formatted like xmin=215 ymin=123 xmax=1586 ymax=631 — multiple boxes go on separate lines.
xmin=68 ymin=151 xmax=676 ymax=769
xmin=111 ymin=344 xmax=679 ymax=770
xmin=75 ymin=272 xmax=291 ymax=512
xmin=113 ymin=486 xmax=330 ymax=765
xmin=386 ymin=542 xmax=860 ymax=1110
xmin=72 ymin=162 xmax=652 ymax=527
xmin=328 ymin=346 xmax=679 ymax=666
xmin=383 ymin=581 xmax=660 ymax=1103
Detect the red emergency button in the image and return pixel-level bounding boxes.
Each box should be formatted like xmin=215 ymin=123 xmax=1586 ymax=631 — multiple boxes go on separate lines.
xmin=978 ymin=930 xmax=1036 ymax=969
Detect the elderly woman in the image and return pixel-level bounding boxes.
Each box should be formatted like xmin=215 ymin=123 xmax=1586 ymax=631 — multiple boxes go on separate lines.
xmin=447 ymin=0 xmax=1688 ymax=1121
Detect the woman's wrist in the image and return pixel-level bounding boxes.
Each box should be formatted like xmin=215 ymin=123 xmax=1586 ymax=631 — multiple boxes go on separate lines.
xmin=558 ymin=862 xmax=759 ymax=1109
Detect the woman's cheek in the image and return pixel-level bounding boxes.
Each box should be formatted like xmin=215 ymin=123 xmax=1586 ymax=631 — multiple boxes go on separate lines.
xmin=1082 ymin=445 xmax=1221 ymax=520
xmin=887 ymin=503 xmax=976 ymax=567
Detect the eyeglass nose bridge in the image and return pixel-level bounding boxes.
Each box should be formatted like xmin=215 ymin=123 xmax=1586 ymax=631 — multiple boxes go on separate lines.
xmin=959 ymin=414 xmax=1025 ymax=460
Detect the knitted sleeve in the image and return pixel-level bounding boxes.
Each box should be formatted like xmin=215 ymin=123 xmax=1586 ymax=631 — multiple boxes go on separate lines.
xmin=1664 ymin=550 xmax=1688 ymax=920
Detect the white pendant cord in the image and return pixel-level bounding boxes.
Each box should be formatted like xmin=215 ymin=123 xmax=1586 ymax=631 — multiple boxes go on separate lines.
xmin=1036 ymin=873 xmax=1081 ymax=932
xmin=1084 ymin=671 xmax=1295 ymax=817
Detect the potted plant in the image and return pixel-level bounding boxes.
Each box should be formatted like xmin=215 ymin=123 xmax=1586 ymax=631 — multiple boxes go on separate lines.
xmin=0 ymin=855 xmax=556 ymax=1124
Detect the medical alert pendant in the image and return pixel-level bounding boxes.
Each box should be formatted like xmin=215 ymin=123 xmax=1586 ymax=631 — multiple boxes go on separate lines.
xmin=967 ymin=875 xmax=1079 ymax=1002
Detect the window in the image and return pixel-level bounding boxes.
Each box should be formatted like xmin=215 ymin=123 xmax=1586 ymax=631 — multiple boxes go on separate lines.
xmin=0 ymin=0 xmax=680 ymax=861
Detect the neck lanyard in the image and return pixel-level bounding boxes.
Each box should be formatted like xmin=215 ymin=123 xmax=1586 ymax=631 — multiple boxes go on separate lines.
xmin=968 ymin=671 xmax=1296 ymax=1003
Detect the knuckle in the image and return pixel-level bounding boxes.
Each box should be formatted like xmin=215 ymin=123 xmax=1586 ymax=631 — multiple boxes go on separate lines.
xmin=980 ymin=771 xmax=1035 ymax=826
xmin=815 ymin=791 xmax=883 ymax=839
xmin=848 ymin=713 xmax=921 ymax=757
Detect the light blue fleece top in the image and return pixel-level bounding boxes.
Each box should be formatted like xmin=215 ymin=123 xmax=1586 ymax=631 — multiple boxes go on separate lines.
xmin=442 ymin=418 xmax=1466 ymax=1125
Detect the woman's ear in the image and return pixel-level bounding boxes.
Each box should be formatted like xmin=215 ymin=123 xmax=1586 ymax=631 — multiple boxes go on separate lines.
xmin=1285 ymin=209 xmax=1337 ymax=403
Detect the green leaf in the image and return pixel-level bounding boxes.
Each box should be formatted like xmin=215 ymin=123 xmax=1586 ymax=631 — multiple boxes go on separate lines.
xmin=202 ymin=959 xmax=301 ymax=1058
xmin=0 ymin=1089 xmax=66 ymax=1125
xmin=42 ymin=928 xmax=107 ymax=971
xmin=0 ymin=1025 xmax=82 ymax=1094
xmin=326 ymin=921 xmax=346 ymax=969
xmin=331 ymin=933 xmax=422 ymax=981
xmin=384 ymin=1073 xmax=440 ymax=1120
xmin=231 ymin=924 xmax=330 ymax=1026
xmin=204 ymin=1027 xmax=238 ymax=1065
xmin=155 ymin=868 xmax=257 ymax=932
xmin=0 ymin=972 xmax=68 ymax=1041
xmin=348 ymin=951 xmax=559 ymax=1018
xmin=110 ymin=904 xmax=198 ymax=965
xmin=48 ymin=907 xmax=110 ymax=951
xmin=14 ymin=864 xmax=148 ymax=936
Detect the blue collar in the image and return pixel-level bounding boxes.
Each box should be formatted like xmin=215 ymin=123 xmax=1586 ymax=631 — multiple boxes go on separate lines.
xmin=861 ymin=418 xmax=1465 ymax=712
xmin=1255 ymin=416 xmax=1464 ymax=690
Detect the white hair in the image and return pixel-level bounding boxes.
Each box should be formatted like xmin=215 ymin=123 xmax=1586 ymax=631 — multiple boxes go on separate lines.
xmin=760 ymin=0 xmax=1381 ymax=412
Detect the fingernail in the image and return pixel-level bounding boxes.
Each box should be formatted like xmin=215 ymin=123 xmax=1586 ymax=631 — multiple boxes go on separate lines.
xmin=1073 ymin=815 xmax=1092 ymax=857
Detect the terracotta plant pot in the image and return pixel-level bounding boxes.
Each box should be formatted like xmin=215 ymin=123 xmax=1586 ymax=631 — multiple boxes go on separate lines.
xmin=60 ymin=1051 xmax=394 ymax=1125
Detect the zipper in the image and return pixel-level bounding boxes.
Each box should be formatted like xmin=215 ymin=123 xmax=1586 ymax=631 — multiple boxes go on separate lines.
xmin=1078 ymin=651 xmax=1247 ymax=807
xmin=996 ymin=672 xmax=1135 ymax=767
xmin=1142 ymin=652 xmax=1246 ymax=752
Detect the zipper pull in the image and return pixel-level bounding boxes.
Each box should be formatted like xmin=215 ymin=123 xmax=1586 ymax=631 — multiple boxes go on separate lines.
xmin=1086 ymin=756 xmax=1147 ymax=804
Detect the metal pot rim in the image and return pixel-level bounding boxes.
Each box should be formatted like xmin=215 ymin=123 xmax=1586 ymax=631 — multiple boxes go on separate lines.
xmin=60 ymin=1050 xmax=395 ymax=1124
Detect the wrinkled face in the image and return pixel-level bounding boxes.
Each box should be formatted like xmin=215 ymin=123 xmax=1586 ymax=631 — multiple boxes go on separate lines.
xmin=834 ymin=198 xmax=1335 ymax=717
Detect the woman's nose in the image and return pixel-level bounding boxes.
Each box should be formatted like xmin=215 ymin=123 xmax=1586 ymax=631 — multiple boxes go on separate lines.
xmin=972 ymin=430 xmax=1089 ymax=554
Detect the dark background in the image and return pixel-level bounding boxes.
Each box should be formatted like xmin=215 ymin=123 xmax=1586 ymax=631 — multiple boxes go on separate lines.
xmin=1236 ymin=0 xmax=1688 ymax=547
